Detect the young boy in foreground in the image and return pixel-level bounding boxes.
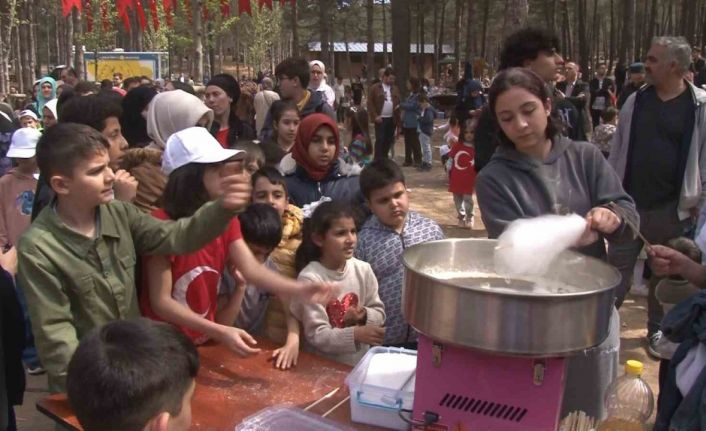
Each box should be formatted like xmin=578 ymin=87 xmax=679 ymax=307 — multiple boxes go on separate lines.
xmin=18 ymin=123 xmax=332 ymax=392
xmin=355 ymin=159 xmax=444 ymax=347
xmin=67 ymin=318 xmax=198 ymax=431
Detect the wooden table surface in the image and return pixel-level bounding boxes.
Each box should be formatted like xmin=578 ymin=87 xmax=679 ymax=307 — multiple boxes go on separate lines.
xmin=37 ymin=339 xmax=388 ymax=430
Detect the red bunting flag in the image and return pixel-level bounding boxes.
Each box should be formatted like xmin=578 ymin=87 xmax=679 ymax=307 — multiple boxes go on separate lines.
xmin=84 ymin=0 xmax=93 ymax=31
xmin=100 ymin=1 xmax=110 ymax=31
xmin=148 ymin=0 xmax=159 ymax=30
xmin=221 ymin=0 xmax=231 ymax=16
xmin=116 ymin=0 xmax=132 ymax=31
xmin=184 ymin=0 xmax=192 ymax=23
xmin=258 ymin=0 xmax=273 ymax=9
xmin=163 ymin=0 xmax=174 ymax=27
xmin=134 ymin=0 xmax=147 ymax=30
xmin=279 ymin=0 xmax=295 ymax=5
xmin=239 ymin=0 xmax=252 ymax=15
xmin=61 ymin=0 xmax=82 ymax=17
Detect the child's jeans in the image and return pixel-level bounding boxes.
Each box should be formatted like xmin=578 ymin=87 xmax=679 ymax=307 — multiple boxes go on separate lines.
xmin=418 ymin=132 xmax=432 ymax=164
xmin=453 ymin=193 xmax=474 ymax=220
xmin=15 ymin=279 xmax=41 ymax=369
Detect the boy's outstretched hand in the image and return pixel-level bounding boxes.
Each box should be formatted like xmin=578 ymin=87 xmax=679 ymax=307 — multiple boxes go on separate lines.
xmin=218 ymin=163 xmax=252 ymax=212
xmin=647 ymin=245 xmax=689 ymax=278
xmin=299 ymin=280 xmax=340 ymax=305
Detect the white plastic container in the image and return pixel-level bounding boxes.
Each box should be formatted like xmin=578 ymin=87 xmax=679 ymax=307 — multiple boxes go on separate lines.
xmin=235 ymin=406 xmax=355 ymax=431
xmin=345 ymin=346 xmax=417 ymax=430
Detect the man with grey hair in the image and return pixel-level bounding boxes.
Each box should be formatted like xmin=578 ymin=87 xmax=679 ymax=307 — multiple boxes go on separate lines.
xmin=609 ymin=36 xmax=706 ymax=359
xmin=254 ymin=76 xmax=280 ymax=136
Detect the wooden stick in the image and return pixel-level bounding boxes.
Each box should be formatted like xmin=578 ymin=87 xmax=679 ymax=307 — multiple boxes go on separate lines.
xmin=321 ymin=395 xmax=350 ymax=418
xmin=303 ymin=387 xmax=340 ymax=411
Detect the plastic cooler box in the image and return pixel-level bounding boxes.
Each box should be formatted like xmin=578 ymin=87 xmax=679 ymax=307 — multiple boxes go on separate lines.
xmin=235 ymin=406 xmax=355 ymax=431
xmin=345 ymin=346 xmax=417 ymax=430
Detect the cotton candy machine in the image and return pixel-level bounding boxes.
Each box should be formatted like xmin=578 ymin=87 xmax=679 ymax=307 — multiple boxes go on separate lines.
xmin=402 ymin=239 xmax=620 ymax=431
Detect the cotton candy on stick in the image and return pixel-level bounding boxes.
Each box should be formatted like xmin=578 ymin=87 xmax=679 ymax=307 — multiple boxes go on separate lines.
xmin=494 ymin=214 xmax=588 ymax=277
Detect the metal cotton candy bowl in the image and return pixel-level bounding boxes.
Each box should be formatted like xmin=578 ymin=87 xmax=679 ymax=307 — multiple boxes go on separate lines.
xmin=402 ymin=239 xmax=620 ymax=356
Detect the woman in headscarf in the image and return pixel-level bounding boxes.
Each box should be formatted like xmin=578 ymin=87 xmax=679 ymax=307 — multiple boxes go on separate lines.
xmin=120 ymin=86 xmax=158 ymax=149
xmin=205 ymin=73 xmax=255 ymax=148
xmin=121 ymin=89 xmax=214 ymax=212
xmin=308 ymin=60 xmax=336 ymax=109
xmin=281 ymin=113 xmax=363 ymax=208
xmin=28 ymin=77 xmax=56 ymax=119
xmin=41 ymin=99 xmax=58 ymax=129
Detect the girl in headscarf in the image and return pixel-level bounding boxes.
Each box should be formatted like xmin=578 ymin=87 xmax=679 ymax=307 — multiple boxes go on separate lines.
xmin=205 ymin=73 xmax=255 ymax=148
xmin=281 ymin=113 xmax=363 ymax=208
xmin=35 ymin=77 xmax=57 ymax=119
xmin=121 ymin=89 xmax=214 ymax=212
xmin=308 ymin=60 xmax=336 ymax=109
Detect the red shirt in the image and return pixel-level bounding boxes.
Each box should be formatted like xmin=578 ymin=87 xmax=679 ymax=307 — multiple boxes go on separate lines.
xmin=140 ymin=208 xmax=242 ymax=344
xmin=447 ymin=142 xmax=477 ymax=195
xmin=215 ymin=128 xmax=230 ymax=148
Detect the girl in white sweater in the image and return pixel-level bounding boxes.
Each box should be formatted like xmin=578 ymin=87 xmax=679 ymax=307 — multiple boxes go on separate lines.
xmin=290 ymin=201 xmax=385 ymax=365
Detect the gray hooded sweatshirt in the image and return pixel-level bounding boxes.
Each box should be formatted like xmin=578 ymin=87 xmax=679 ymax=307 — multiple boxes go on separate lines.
xmin=476 ymin=136 xmax=637 ymax=420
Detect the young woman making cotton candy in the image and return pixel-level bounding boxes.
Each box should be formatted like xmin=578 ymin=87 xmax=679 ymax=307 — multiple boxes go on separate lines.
xmin=475 ymin=68 xmax=639 ymax=421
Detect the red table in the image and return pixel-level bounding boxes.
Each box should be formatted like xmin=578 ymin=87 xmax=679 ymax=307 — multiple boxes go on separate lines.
xmin=37 ymin=339 xmax=387 ymax=430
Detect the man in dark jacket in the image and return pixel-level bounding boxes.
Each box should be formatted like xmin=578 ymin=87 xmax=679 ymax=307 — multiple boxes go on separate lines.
xmin=617 ymin=62 xmax=646 ymax=109
xmin=368 ymin=67 xmax=401 ymax=160
xmin=589 ymin=62 xmax=616 ymax=128
xmin=556 ymin=61 xmax=591 ymax=139
xmin=259 ymin=57 xmax=336 ymax=142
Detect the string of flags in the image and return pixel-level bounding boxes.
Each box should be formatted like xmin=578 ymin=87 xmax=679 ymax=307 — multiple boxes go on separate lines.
xmin=61 ymin=0 xmax=296 ymax=32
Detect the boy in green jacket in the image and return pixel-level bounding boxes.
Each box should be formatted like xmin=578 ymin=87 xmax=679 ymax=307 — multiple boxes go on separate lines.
xmin=17 ymin=123 xmax=332 ymax=392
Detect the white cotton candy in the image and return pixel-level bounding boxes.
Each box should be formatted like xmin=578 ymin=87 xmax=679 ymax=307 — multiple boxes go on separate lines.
xmin=494 ymin=214 xmax=587 ymax=277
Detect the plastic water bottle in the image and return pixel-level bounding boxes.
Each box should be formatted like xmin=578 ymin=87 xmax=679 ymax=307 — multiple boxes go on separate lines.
xmin=597 ymin=360 xmax=654 ymax=431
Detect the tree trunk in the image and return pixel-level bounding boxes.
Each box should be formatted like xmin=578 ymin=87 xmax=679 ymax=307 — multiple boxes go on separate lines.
xmin=65 ymin=8 xmax=73 ymax=68
xmin=619 ymin=0 xmax=635 ymax=65
xmin=560 ymin=0 xmax=571 ymax=60
xmin=504 ymin=0 xmax=528 ymax=38
xmin=13 ymin=25 xmax=23 ymax=93
xmin=417 ymin=0 xmax=424 ymax=78
xmin=292 ymin=0 xmax=299 ymax=57
xmin=382 ymin=1 xmax=389 ymax=66
xmin=366 ymin=0 xmax=374 ymax=80
xmin=433 ymin=0 xmax=439 ymax=80
xmin=590 ymin=0 xmax=599 ymax=65
xmin=73 ymin=9 xmax=85 ymax=81
xmin=465 ymin=0 xmax=475 ymax=63
xmin=685 ymin=0 xmax=698 ymax=44
xmin=20 ymin=4 xmax=31 ymax=90
xmin=454 ymin=0 xmax=462 ymax=77
xmin=319 ymin=0 xmax=330 ymax=66
xmin=480 ymin=0 xmax=489 ymax=59
xmin=29 ymin=3 xmax=38 ymax=79
xmin=577 ymin=0 xmax=589 ymax=74
xmin=191 ymin=0 xmax=204 ymax=83
xmin=391 ymin=0 xmax=410 ymax=98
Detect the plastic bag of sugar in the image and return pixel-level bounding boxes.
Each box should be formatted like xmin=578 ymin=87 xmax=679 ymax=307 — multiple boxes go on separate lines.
xmin=494 ymin=214 xmax=587 ymax=277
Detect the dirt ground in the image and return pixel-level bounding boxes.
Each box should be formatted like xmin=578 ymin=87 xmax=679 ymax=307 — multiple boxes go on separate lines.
xmin=14 ymin=133 xmax=659 ymax=430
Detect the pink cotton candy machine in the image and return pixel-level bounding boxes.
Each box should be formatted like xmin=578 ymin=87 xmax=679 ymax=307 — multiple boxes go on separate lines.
xmin=402 ymin=239 xmax=619 ymax=431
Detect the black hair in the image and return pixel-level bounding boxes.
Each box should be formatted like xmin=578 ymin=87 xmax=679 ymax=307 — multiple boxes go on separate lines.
xmin=100 ymin=79 xmax=113 ymax=90
xmin=600 ymin=106 xmax=618 ymax=123
xmin=359 ymin=158 xmax=406 ymax=200
xmin=346 ymin=107 xmax=372 ymax=156
xmin=207 ymin=73 xmax=242 ymax=136
xmin=162 ymin=163 xmax=213 ymax=220
xmin=73 ymin=81 xmax=98 ymax=96
xmin=383 ymin=67 xmax=395 ymax=77
xmin=239 ymin=203 xmax=283 ymax=250
xmin=113 ymin=72 xmax=123 ymax=78
xmin=499 ymin=27 xmax=560 ymax=70
xmin=121 ymin=76 xmax=139 ymax=90
xmin=295 ymin=201 xmax=357 ymax=273
xmin=169 ymin=80 xmax=196 ymax=95
xmin=448 ymin=115 xmax=460 ymax=127
xmin=37 ymin=123 xmax=110 ymax=181
xmin=121 ymin=86 xmax=158 ymax=148
xmin=252 ymin=166 xmax=288 ymax=193
xmin=409 ymin=77 xmax=421 ymax=93
xmin=275 ymin=57 xmax=311 ymax=89
xmin=62 ymin=66 xmax=78 ymax=79
xmin=232 ymin=140 xmax=264 ymax=174
xmin=488 ymin=68 xmax=561 ymax=148
xmin=67 ymin=318 xmax=198 ymax=431
xmin=60 ymin=93 xmax=123 ymax=133
xmin=270 ymin=99 xmax=299 ymax=125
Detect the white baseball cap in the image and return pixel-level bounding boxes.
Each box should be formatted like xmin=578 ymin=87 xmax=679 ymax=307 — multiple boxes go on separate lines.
xmin=162 ymin=127 xmax=243 ymax=175
xmin=19 ymin=110 xmax=38 ymax=121
xmin=8 ymin=128 xmax=41 ymax=158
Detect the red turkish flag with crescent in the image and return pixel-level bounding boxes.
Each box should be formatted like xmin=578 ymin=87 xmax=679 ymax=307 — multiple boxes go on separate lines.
xmin=84 ymin=0 xmax=93 ymax=31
